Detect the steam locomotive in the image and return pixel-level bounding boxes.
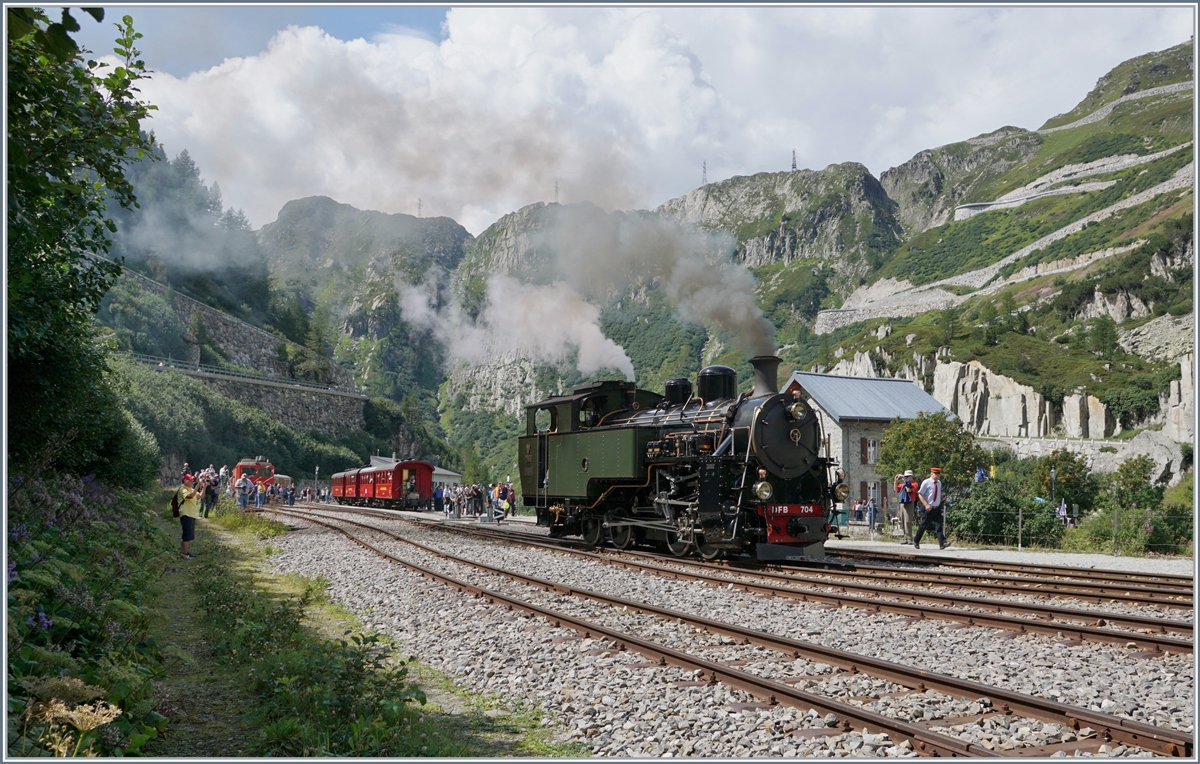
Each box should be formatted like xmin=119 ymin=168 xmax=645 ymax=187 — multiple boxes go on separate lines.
xmin=518 ymin=355 xmax=849 ymax=561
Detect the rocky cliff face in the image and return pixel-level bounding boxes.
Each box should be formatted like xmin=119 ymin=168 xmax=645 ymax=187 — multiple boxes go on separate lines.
xmin=879 ymin=127 xmax=1043 ymax=236
xmin=932 ymin=359 xmax=1057 ymax=438
xmin=656 ymin=163 xmax=902 ymax=285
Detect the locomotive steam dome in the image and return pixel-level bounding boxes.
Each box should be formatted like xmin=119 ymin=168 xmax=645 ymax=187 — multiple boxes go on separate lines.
xmin=696 ymin=365 xmax=737 ymax=401
xmin=664 ymin=378 xmax=693 ymax=406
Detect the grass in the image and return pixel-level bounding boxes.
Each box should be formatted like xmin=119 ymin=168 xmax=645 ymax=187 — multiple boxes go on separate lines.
xmin=146 ymin=497 xmax=584 ymax=756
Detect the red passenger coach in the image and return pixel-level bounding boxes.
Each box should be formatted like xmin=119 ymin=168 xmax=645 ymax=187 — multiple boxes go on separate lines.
xmin=331 ymin=460 xmax=435 ymax=509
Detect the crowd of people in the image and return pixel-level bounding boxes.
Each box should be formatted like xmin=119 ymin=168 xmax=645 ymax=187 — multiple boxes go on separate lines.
xmin=434 ymin=482 xmax=518 ymax=521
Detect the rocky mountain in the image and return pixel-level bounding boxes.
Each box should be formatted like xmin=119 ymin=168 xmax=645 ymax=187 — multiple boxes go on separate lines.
xmin=236 ymin=40 xmax=1194 ymax=483
xmin=656 ymin=162 xmax=902 ymax=292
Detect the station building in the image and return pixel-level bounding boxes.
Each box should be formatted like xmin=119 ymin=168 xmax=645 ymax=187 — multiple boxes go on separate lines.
xmin=782 ymin=372 xmax=951 ymax=516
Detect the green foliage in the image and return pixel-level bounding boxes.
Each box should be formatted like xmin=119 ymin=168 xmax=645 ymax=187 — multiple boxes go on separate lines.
xmin=110 ymin=150 xmax=273 ymax=325
xmin=1062 ymin=455 xmax=1190 ymax=555
xmin=97 ymin=277 xmax=191 ymax=358
xmin=7 ymin=475 xmax=174 ymax=756
xmin=1101 ymin=385 xmax=1162 ymax=429
xmin=948 ymin=480 xmax=1064 ymax=548
xmin=191 ymin=558 xmax=434 ymax=755
xmin=7 ymin=11 xmax=159 ymax=480
xmin=7 ymin=9 xmax=157 ymax=362
xmin=1031 ymin=449 xmax=1095 ymax=513
xmin=876 ymin=412 xmax=986 ymax=495
xmin=113 ymin=357 xmax=361 ymax=478
xmin=599 ymin=287 xmax=707 ymax=391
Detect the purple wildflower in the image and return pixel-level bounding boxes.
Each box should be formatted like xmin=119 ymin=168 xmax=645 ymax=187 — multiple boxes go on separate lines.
xmin=8 ymin=562 xmax=17 ymax=583
xmin=26 ymin=611 xmax=52 ymax=631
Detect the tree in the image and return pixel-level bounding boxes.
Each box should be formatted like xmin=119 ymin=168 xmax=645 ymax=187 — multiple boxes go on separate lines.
xmin=8 ymin=9 xmax=157 ymax=361
xmin=1089 ymin=315 xmax=1120 ymax=358
xmin=936 ymin=305 xmax=959 ymax=346
xmin=1031 ymin=449 xmax=1095 ymax=515
xmin=7 ymin=9 xmax=160 ymax=478
xmin=876 ymin=411 xmax=986 ymax=496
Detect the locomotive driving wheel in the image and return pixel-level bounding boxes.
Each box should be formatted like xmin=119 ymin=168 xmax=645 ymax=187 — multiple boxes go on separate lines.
xmin=665 ymin=530 xmax=694 ymax=557
xmin=582 ymin=516 xmax=604 ymax=547
xmin=608 ymin=511 xmax=636 ymax=550
xmin=697 ymin=538 xmax=724 ymax=561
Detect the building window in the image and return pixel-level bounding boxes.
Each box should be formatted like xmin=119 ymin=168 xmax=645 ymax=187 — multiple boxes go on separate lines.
xmin=867 ymin=439 xmax=878 ymax=465
xmin=868 ymin=481 xmax=879 ymax=501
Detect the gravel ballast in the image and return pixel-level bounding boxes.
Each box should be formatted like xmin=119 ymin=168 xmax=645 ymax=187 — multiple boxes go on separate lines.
xmin=264 ymin=512 xmax=1193 ymax=757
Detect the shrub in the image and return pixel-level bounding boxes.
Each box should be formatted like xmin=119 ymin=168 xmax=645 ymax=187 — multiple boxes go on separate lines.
xmin=949 ymin=480 xmax=1064 ymax=548
xmin=7 ymin=473 xmax=173 ymax=756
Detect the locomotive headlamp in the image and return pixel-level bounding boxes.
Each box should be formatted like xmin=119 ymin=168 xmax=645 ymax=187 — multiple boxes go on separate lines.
xmin=787 ymin=401 xmax=809 ymax=420
xmin=833 ymin=482 xmax=851 ymax=502
xmin=754 ymin=481 xmax=774 ymax=501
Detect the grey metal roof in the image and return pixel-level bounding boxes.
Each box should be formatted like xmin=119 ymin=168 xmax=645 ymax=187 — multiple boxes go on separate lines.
xmin=783 ymin=371 xmax=952 ymax=424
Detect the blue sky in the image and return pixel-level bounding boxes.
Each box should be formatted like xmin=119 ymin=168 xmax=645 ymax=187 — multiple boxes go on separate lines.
xmin=71 ymin=6 xmax=1195 ymax=235
xmin=74 ymin=6 xmax=450 ymax=77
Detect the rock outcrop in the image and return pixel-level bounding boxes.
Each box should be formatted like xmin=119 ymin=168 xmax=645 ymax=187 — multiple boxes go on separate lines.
xmin=879 ymin=127 xmax=1043 ymax=236
xmin=656 ymin=163 xmax=902 ymax=282
xmin=1078 ymin=287 xmax=1152 ymax=323
xmin=1118 ymin=313 xmax=1193 ymax=361
xmin=1160 ymin=353 xmax=1194 ymax=443
xmin=932 ymin=360 xmax=1056 ymax=438
xmin=983 ymin=428 xmax=1186 ymax=486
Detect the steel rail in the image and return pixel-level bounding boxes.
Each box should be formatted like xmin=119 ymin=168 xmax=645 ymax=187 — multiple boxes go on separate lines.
xmin=390 ymin=511 xmax=1192 ymax=608
xmin=274 ymin=507 xmax=1192 ymax=757
xmin=355 ymin=509 xmax=1192 ymax=649
xmin=828 ymin=549 xmax=1195 ymax=590
xmin=268 ymin=509 xmax=995 ymax=757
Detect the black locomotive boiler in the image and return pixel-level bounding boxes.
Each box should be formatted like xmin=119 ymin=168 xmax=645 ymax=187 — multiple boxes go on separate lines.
xmin=518 ymin=355 xmax=850 ymax=561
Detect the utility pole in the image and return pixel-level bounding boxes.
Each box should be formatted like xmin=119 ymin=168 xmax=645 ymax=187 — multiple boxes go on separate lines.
xmin=554 ymin=180 xmax=559 ymax=204
xmin=417 ymin=198 xmax=422 ymax=218
xmin=702 ymin=161 xmax=707 ymax=185
xmin=792 ymin=150 xmax=797 ymax=171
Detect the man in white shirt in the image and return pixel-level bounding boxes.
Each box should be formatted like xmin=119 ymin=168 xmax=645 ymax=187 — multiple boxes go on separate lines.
xmin=913 ymin=467 xmax=947 ymax=550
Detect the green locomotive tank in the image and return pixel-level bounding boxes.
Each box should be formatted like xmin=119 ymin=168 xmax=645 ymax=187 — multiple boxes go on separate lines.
xmin=518 ymin=355 xmax=850 ymax=561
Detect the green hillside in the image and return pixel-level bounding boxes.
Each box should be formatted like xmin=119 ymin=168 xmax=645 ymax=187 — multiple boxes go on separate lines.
xmin=1040 ymin=40 xmax=1194 ymax=130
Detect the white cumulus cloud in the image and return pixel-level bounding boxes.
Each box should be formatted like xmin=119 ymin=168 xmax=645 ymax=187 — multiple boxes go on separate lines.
xmin=135 ymin=6 xmax=1193 ymax=233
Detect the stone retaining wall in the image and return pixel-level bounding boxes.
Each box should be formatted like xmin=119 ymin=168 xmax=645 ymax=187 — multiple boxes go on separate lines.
xmin=119 ymin=268 xmax=357 ymax=390
xmin=199 ymin=377 xmax=366 ymax=438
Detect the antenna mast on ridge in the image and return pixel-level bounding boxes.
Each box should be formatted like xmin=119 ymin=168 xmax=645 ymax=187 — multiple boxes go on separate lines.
xmin=792 ymin=150 xmax=797 ymax=171
xmin=554 ymin=180 xmax=559 ymax=204
xmin=702 ymin=161 xmax=707 ymax=186
xmin=418 ymin=198 xmax=422 ymax=217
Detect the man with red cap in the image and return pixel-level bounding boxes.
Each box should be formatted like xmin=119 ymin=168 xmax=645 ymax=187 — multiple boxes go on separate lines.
xmin=913 ymin=466 xmax=947 ymax=550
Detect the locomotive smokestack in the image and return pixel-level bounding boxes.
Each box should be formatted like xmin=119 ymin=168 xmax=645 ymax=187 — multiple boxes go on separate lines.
xmin=749 ymin=355 xmax=781 ymax=397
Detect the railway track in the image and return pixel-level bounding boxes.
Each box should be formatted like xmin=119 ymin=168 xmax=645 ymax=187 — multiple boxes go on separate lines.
xmin=267 ymin=506 xmax=1193 ymax=757
xmin=828 ymin=548 xmax=1195 ymax=593
xmin=449 ymin=518 xmax=1193 ymax=610
xmin=317 ymin=506 xmax=1192 ymax=651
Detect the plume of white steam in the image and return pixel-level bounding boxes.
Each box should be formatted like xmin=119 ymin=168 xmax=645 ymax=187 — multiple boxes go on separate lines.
xmin=397 ymin=272 xmax=634 ymax=380
xmin=534 ymin=206 xmax=777 ymax=357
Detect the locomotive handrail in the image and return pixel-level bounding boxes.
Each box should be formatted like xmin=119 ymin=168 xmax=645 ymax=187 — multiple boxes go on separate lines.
xmin=125 ymin=352 xmax=368 ymax=398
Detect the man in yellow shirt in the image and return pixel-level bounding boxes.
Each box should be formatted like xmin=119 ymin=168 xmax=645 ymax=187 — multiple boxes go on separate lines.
xmin=179 ymin=473 xmax=205 ymax=559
